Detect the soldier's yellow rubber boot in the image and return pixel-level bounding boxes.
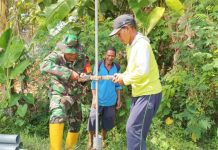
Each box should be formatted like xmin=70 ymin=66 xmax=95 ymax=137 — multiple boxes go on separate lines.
xmin=49 ymin=123 xmax=64 ymax=150
xmin=65 ymin=132 xmax=79 ymax=150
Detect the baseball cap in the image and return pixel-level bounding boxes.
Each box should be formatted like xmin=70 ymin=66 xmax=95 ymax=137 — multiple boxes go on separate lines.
xmin=109 ymin=14 xmax=135 ymax=36
xmin=64 ymin=47 xmax=78 ymax=54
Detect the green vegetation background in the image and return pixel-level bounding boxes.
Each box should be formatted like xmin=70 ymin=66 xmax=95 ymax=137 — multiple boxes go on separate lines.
xmin=0 ymin=0 xmax=217 ymax=149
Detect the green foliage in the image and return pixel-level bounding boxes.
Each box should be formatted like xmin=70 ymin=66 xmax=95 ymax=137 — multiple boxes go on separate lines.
xmin=161 ymin=51 xmax=217 ymax=141
xmin=0 ymin=28 xmax=34 ymax=129
xmin=20 ymin=130 xmax=49 ymax=149
xmin=147 ymin=118 xmax=202 ymax=150
xmin=0 ymin=28 xmax=12 ymax=49
xmin=1 ymin=0 xmax=218 ymax=149
xmin=0 ymin=28 xmax=31 ymax=100
xmin=0 ymin=88 xmax=48 ymax=135
xmin=128 ymin=0 xmax=165 ymax=35
xmin=146 ymin=7 xmax=165 ymax=35
xmin=165 ymin=0 xmax=185 ymax=15
xmin=43 ymin=0 xmax=78 ymax=30
xmin=23 ymin=93 xmax=35 ymax=105
xmin=10 ymin=60 xmax=31 ymax=79
xmin=77 ymin=0 xmax=130 ymax=18
xmin=16 ymin=104 xmax=28 ymax=118
xmin=6 ymin=93 xmax=35 ymax=126
xmin=0 ymin=37 xmax=24 ymax=68
xmin=151 ymin=0 xmax=218 ymax=146
xmin=0 ymin=67 xmax=6 ymax=84
xmin=102 ymin=128 xmax=127 ymax=150
xmin=160 ymin=10 xmax=217 ymax=140
xmin=79 ymin=18 xmax=125 ymax=65
xmin=8 ymin=94 xmax=21 ymax=107
xmin=147 ymin=18 xmax=173 ymax=75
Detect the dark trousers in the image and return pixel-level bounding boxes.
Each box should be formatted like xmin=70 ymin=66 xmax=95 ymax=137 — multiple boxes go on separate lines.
xmin=126 ymin=92 xmax=162 ymax=150
xmin=87 ymin=106 xmax=116 ymax=131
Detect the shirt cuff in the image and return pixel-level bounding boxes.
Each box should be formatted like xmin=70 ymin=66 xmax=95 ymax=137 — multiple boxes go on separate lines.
xmin=122 ymin=74 xmax=131 ymax=85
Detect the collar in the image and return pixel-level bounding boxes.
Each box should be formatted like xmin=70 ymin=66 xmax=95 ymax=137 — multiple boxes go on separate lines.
xmin=103 ymin=59 xmax=114 ymax=68
xmin=130 ymin=32 xmax=150 ymax=47
xmin=130 ymin=32 xmax=141 ymax=47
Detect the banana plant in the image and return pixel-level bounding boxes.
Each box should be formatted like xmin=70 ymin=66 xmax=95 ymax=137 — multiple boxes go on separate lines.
xmin=41 ymin=0 xmax=79 ymax=30
xmin=0 ymin=28 xmax=31 ymax=105
xmin=165 ymin=0 xmax=184 ymax=15
xmin=0 ymin=28 xmax=34 ymax=126
xmin=32 ymin=0 xmax=79 ymax=43
xmin=128 ymin=0 xmax=165 ymax=35
xmin=76 ymin=0 xmax=120 ymax=19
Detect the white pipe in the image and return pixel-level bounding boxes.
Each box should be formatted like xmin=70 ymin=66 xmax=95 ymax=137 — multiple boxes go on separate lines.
xmin=93 ymin=0 xmax=102 ymax=150
xmin=0 ymin=144 xmax=19 ymax=150
xmin=0 ymin=134 xmax=20 ymax=144
xmin=95 ymin=0 xmax=99 ymax=137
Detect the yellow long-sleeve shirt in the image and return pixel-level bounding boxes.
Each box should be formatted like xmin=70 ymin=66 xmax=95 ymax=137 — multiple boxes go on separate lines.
xmin=122 ymin=33 xmax=162 ymax=97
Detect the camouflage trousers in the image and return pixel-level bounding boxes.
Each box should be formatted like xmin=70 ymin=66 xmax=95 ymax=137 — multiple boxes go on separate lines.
xmin=49 ymin=95 xmax=82 ymax=132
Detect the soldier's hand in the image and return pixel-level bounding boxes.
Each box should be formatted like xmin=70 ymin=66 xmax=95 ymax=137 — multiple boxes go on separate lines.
xmin=70 ymin=71 xmax=79 ymax=80
xmin=78 ymin=73 xmax=88 ymax=82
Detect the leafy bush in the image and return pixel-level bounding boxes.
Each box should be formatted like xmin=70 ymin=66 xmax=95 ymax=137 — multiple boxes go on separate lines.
xmin=158 ymin=0 xmax=218 ymax=144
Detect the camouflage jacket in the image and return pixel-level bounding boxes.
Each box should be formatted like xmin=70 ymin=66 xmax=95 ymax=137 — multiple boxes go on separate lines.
xmin=40 ymin=51 xmax=88 ymax=97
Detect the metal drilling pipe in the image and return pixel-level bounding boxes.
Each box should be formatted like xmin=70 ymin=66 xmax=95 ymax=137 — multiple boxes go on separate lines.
xmin=93 ymin=0 xmax=102 ymax=149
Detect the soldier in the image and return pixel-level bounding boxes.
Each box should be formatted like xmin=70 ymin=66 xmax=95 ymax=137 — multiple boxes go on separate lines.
xmin=57 ymin=34 xmax=91 ymax=73
xmin=40 ymin=39 xmax=91 ymax=150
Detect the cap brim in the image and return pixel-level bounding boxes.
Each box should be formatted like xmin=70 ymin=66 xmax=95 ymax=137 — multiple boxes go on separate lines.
xmin=109 ymin=28 xmax=122 ymax=36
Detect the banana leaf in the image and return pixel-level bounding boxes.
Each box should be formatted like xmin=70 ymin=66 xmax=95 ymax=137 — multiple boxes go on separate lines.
xmin=0 ymin=37 xmax=24 ymax=68
xmin=43 ymin=0 xmax=78 ymax=29
xmin=146 ymin=7 xmax=165 ymax=35
xmin=0 ymin=28 xmax=12 ymax=50
xmin=128 ymin=0 xmax=165 ymax=34
xmin=165 ymin=0 xmax=184 ymax=15
xmin=9 ymin=59 xmax=31 ymax=79
xmin=0 ymin=67 xmax=6 ymax=84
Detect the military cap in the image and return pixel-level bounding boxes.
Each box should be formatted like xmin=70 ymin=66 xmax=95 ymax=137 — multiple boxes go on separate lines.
xmin=64 ymin=47 xmax=78 ymax=54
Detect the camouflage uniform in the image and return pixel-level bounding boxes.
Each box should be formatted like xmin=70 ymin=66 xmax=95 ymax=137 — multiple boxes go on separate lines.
xmin=40 ymin=51 xmax=88 ymax=132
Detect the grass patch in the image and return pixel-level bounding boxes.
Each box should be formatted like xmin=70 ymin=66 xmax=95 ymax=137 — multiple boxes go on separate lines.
xmin=20 ymin=131 xmax=49 ymax=150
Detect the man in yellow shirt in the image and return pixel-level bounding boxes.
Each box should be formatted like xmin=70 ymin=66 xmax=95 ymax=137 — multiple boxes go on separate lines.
xmin=110 ymin=14 xmax=162 ymax=150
